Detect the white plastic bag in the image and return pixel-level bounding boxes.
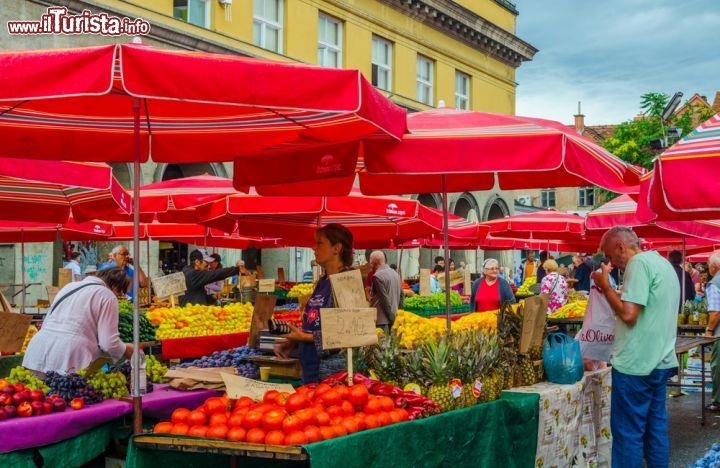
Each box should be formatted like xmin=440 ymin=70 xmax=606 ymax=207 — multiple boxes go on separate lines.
xmin=576 ymin=285 xmax=615 ymax=362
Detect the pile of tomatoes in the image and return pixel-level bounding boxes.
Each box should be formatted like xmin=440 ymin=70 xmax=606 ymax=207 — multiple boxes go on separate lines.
xmin=152 ymin=383 xmax=410 ymax=446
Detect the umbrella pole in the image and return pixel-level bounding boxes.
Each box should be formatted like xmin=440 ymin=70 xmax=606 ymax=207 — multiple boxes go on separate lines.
xmin=21 ymin=229 xmax=25 ymax=312
xmin=132 ymin=98 xmax=142 ymax=434
xmin=682 ymin=237 xmax=687 ymax=311
xmin=398 ymin=247 xmax=404 ymax=279
xmin=442 ymin=175 xmax=451 ymax=330
xmin=146 ymin=238 xmax=151 ymax=289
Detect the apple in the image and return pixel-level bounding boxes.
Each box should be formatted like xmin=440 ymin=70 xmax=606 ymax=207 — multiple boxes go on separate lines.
xmin=0 ymin=409 xmax=6 ymax=421
xmin=42 ymin=401 xmax=54 ymax=414
xmin=12 ymin=392 xmax=26 ymax=406
xmin=30 ymin=389 xmax=45 ymax=402
xmin=31 ymin=401 xmax=44 ymax=416
xmin=17 ymin=401 xmax=32 ymax=417
xmin=51 ymin=399 xmax=66 ymax=412
xmin=4 ymin=405 xmax=17 ymax=419
xmin=70 ymin=398 xmax=85 ymax=410
xmin=2 ymin=385 xmax=15 ymax=396
xmin=20 ymin=390 xmax=32 ymax=401
xmin=13 ymin=383 xmax=25 ymax=393
xmin=0 ymin=393 xmax=13 ymax=406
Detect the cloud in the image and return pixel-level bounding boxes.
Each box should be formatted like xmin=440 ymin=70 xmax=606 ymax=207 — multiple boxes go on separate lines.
xmin=514 ymin=0 xmax=720 ymax=125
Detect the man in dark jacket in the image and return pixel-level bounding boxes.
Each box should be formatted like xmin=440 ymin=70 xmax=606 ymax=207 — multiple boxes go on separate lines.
xmin=668 ymin=250 xmax=696 ymax=311
xmin=180 ymin=249 xmax=242 ymax=306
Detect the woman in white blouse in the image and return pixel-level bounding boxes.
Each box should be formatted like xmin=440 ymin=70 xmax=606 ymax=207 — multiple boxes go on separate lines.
xmin=23 ymin=267 xmax=134 ymax=376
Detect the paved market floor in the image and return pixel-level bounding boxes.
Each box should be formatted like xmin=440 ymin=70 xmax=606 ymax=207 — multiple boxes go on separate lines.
xmin=669 ymin=391 xmax=720 ymax=466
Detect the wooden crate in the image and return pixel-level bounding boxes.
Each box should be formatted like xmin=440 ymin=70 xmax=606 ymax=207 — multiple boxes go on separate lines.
xmin=133 ymin=435 xmax=307 ymax=461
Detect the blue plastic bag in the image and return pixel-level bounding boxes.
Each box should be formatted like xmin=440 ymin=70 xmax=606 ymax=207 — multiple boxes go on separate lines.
xmin=543 ymin=332 xmax=584 ymax=384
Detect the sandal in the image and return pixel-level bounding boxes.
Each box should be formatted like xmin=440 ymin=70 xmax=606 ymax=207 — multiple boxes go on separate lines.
xmin=705 ymin=403 xmax=720 ymax=412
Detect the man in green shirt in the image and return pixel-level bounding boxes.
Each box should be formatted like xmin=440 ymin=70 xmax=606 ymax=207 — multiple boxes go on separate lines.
xmin=593 ymin=226 xmax=678 ymax=468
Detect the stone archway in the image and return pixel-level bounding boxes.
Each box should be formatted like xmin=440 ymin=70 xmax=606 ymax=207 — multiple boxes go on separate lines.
xmin=451 ymin=193 xmax=480 ymax=274
xmin=153 ymin=162 xmax=229 ymax=182
xmin=482 ymin=195 xmax=512 ymax=274
xmin=109 ymin=163 xmax=138 ymax=189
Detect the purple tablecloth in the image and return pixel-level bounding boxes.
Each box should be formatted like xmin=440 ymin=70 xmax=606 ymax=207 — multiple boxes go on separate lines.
xmin=140 ymin=384 xmax=220 ymax=419
xmin=0 ymin=398 xmax=132 ymax=453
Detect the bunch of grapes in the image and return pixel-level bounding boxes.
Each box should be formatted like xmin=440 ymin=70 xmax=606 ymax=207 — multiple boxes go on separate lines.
xmin=173 ymin=346 xmax=260 ymax=378
xmin=146 ymin=355 xmax=169 ymax=384
xmin=111 ymin=361 xmax=154 ymax=394
xmin=44 ymin=371 xmax=102 ymax=404
xmin=8 ymin=366 xmax=50 ymax=393
xmin=77 ymin=369 xmax=129 ymax=399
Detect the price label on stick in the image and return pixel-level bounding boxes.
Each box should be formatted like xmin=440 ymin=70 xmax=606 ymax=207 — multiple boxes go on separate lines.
xmin=221 ymin=372 xmax=295 ymax=401
xmin=152 ymin=272 xmax=187 ymax=300
xmin=419 ymin=268 xmax=431 ymax=296
xmin=464 ymin=270 xmax=472 ymax=295
xmin=320 ymin=308 xmax=378 ymax=349
xmin=329 ymin=269 xmax=368 ymax=308
xmin=249 ymin=294 xmax=277 ymax=348
xmin=258 ymin=278 xmax=276 ymax=293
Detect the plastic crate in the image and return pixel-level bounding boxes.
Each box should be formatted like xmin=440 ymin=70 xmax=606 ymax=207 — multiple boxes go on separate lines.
xmin=405 ymin=304 xmax=471 ymax=317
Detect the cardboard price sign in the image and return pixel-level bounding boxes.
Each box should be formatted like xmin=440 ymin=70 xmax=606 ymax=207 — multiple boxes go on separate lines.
xmin=152 ymin=272 xmax=187 ymax=300
xmin=277 ymin=267 xmax=286 ymax=284
xmin=221 ymin=372 xmax=295 ymax=401
xmin=249 ymin=294 xmax=277 ymax=348
xmin=320 ymin=308 xmax=378 ymax=349
xmin=329 ymin=269 xmax=368 ymax=308
xmin=419 ymin=268 xmax=431 ymax=296
xmin=258 ymin=278 xmax=276 ymax=293
xmin=520 ymin=295 xmax=549 ymax=354
xmin=0 ymin=312 xmax=32 ymax=353
xmin=464 ymin=270 xmax=472 ymax=295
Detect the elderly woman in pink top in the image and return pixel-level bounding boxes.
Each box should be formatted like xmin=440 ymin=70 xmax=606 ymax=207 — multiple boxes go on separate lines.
xmin=540 ymin=259 xmax=568 ymax=314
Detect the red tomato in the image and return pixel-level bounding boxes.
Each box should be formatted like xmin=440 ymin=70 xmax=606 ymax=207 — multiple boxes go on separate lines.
xmin=275 ymin=392 xmax=291 ymax=407
xmin=341 ymin=417 xmax=359 ymax=434
xmin=363 ymin=399 xmax=382 ymax=414
xmin=389 ymin=410 xmax=403 ymax=424
xmin=364 ymin=414 xmax=379 ymax=429
xmin=254 ymin=402 xmax=277 ymax=414
xmin=285 ymin=393 xmax=310 ymax=413
xmin=321 ymin=390 xmax=341 ymax=407
xmin=153 ymin=422 xmax=174 ymax=434
xmin=295 ymin=386 xmax=313 ymax=398
xmin=234 ymin=397 xmax=254 ymax=410
xmin=319 ymin=426 xmax=336 ymax=440
xmin=340 ymin=400 xmax=355 ymax=416
xmin=263 ymin=390 xmax=280 ymax=404
xmin=282 ymin=414 xmax=304 ymax=433
xmin=204 ymin=397 xmax=229 ymax=415
xmin=285 ymin=430 xmax=308 ymax=445
xmin=262 ymin=410 xmax=287 ymax=431
xmin=207 ymin=424 xmax=229 ymax=439
xmin=335 ymin=386 xmax=349 ymax=400
xmin=331 ymin=416 xmax=343 ymax=426
xmin=228 ymin=413 xmax=244 ymax=428
xmin=226 ymin=427 xmax=246 ymax=442
xmin=294 ymin=408 xmax=317 ymax=427
xmin=187 ymin=410 xmax=207 ymax=426
xmin=233 ymin=407 xmax=250 ymax=418
xmin=397 ymin=408 xmax=409 ymax=421
xmin=379 ymin=397 xmax=395 ymax=412
xmin=315 ymin=411 xmax=331 ymax=426
xmin=348 ymin=385 xmax=369 ymax=406
xmin=303 ymin=425 xmax=322 ymax=443
xmin=209 ymin=413 xmax=229 ymax=427
xmin=377 ymin=412 xmax=392 ymax=427
xmin=353 ymin=413 xmax=367 ymax=431
xmin=332 ymin=424 xmax=348 ymax=437
xmin=170 ymin=423 xmax=189 ymax=435
xmin=313 ymin=384 xmax=332 ymax=400
xmin=188 ymin=425 xmax=208 ymax=437
xmin=242 ymin=410 xmax=263 ymax=429
xmin=265 ymin=430 xmax=286 ymax=446
xmin=171 ymin=408 xmax=191 ymax=425
xmin=246 ymin=428 xmax=266 ymax=444
xmin=326 ymin=405 xmax=344 ymax=419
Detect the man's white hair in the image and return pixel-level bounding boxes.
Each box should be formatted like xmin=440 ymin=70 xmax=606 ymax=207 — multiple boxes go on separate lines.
xmin=600 ymin=226 xmax=641 ymax=249
xmin=709 ymin=250 xmax=720 ymax=269
xmin=369 ymin=250 xmax=386 ymax=265
xmin=111 ymin=245 xmax=128 ymax=255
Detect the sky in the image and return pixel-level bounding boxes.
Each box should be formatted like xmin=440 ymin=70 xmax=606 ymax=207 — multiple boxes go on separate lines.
xmin=513 ymin=0 xmax=720 ymax=125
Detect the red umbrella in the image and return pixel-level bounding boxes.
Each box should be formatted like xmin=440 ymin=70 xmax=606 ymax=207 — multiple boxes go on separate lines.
xmin=0 ymin=159 xmax=130 ymax=223
xmin=480 ymin=210 xmax=588 ymax=241
xmin=0 ymin=219 xmax=113 ymax=242
xmin=636 ymin=112 xmax=720 ymax=221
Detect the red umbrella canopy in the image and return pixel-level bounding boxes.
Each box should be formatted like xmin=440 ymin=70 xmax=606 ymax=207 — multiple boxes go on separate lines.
xmin=586 ymin=194 xmax=720 ymax=243
xmin=0 ymin=45 xmax=406 ymax=163
xmin=0 ymin=219 xmax=113 ymax=242
xmin=480 ymin=210 xmax=588 ymax=241
xmin=359 ymin=107 xmax=644 ymax=195
xmin=636 ymin=112 xmax=720 ymax=221
xmin=110 ymin=222 xmax=283 ymax=249
xmin=197 ymin=189 xmax=482 ymax=247
xmin=0 ymin=159 xmax=130 ymax=223
xmin=478 ymin=235 xmax=600 ymax=253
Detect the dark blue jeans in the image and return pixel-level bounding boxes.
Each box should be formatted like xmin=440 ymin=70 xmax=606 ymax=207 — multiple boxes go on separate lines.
xmin=611 ymin=367 xmax=677 ymax=468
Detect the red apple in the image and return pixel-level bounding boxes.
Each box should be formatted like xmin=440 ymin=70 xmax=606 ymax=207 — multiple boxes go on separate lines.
xmin=30 ymin=389 xmax=45 ymax=402
xmin=70 ymin=398 xmax=85 ymax=410
xmin=2 ymin=385 xmax=15 ymax=396
xmin=17 ymin=402 xmax=32 ymax=417
xmin=52 ymin=399 xmax=66 ymax=412
xmin=13 ymin=383 xmax=25 ymax=393
xmin=0 ymin=393 xmax=13 ymax=406
xmin=0 ymin=409 xmax=6 ymax=421
xmin=42 ymin=401 xmax=53 ymax=414
xmin=4 ymin=405 xmax=17 ymax=419
xmin=30 ymin=401 xmax=44 ymax=416
xmin=12 ymin=392 xmax=26 ymax=406
xmin=20 ymin=390 xmax=32 ymax=401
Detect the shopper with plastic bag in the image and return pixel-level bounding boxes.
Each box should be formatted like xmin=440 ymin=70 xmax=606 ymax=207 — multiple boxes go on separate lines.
xmin=577 ymin=258 xmax=616 ymax=370
xmin=593 ymin=227 xmax=679 ymax=468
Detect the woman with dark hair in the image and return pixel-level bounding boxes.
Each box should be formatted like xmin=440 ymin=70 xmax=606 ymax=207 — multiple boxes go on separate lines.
xmin=274 ymin=223 xmax=353 ymax=383
xmin=23 ymin=267 xmax=134 ymax=376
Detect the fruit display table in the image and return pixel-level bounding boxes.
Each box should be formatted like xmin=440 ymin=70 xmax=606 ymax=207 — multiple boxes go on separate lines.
xmin=140 ymin=384 xmax=221 ymax=420
xmin=161 ymin=333 xmax=249 ymax=360
xmin=124 ymin=392 xmax=539 ymax=468
xmin=506 ymin=368 xmax=612 ymax=468
xmin=0 ymin=398 xmax=132 ymax=453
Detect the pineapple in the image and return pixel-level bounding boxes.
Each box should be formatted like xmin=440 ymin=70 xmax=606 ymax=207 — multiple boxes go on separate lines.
xmin=421 ymin=335 xmax=455 ymax=412
xmin=516 ymin=355 xmax=536 ymax=387
xmin=451 ymin=332 xmax=479 ymax=408
xmin=497 ymin=302 xmax=522 ymax=389
xmin=698 ymin=300 xmax=709 ymax=327
xmin=370 ymin=333 xmax=402 ymax=387
xmin=399 ymin=346 xmax=426 ymax=392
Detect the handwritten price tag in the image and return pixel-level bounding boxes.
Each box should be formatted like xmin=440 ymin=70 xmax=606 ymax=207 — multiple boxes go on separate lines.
xmin=221 ymin=372 xmax=295 ymax=401
xmin=258 ymin=278 xmax=276 ymax=293
xmin=329 ymin=269 xmax=368 ymax=308
xmin=152 ymin=272 xmax=187 ymax=300
xmin=419 ymin=268 xmax=431 ymax=296
xmin=320 ymin=308 xmax=378 ymax=349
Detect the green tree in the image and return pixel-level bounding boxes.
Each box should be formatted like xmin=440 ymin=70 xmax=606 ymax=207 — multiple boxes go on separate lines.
xmin=640 ymin=92 xmax=670 ymax=118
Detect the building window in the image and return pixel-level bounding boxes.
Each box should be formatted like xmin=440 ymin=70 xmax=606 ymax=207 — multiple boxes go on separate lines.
xmin=541 ymin=189 xmax=556 ymax=208
xmin=253 ymin=0 xmax=283 ymax=53
xmin=416 ymin=55 xmax=434 ymax=106
xmin=173 ymin=0 xmax=210 ymax=28
xmin=371 ymin=36 xmax=392 ymax=91
xmin=578 ymin=186 xmax=595 ymax=207
xmin=455 ymin=71 xmax=470 ymax=110
xmin=318 ymin=13 xmax=342 ymax=68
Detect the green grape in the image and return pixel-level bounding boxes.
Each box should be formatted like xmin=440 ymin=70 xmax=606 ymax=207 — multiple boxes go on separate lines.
xmin=8 ymin=366 xmax=50 ymax=393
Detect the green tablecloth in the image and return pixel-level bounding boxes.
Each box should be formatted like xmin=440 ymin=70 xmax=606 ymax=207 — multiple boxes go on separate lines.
xmin=0 ymin=420 xmax=117 ymax=468
xmin=126 ymin=392 xmax=539 ymax=468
